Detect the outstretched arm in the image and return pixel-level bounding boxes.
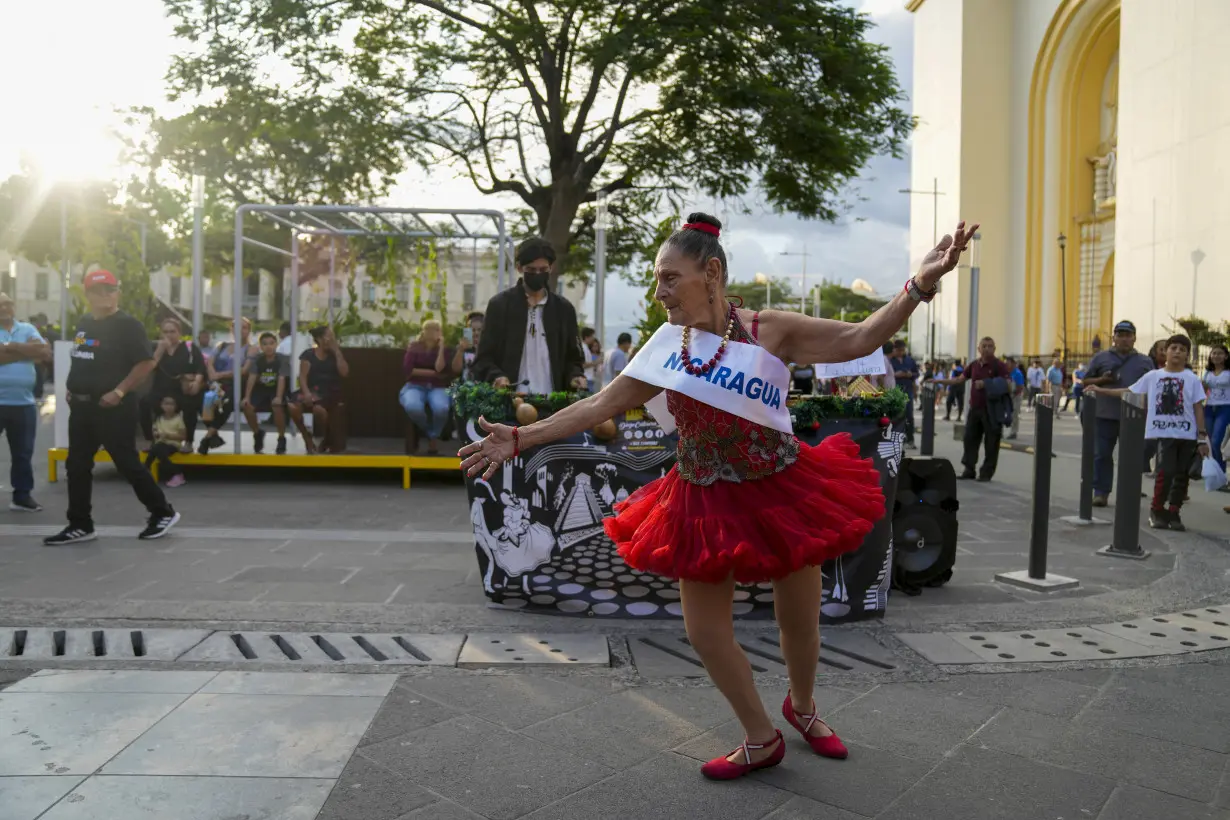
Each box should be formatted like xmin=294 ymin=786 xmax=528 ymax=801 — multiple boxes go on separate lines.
xmin=764 ymin=222 xmax=978 ymax=365
xmin=459 ymin=375 xmax=662 ymax=479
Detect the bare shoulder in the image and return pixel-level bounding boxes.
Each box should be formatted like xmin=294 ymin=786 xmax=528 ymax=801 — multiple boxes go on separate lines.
xmin=736 ymin=308 xmax=795 ymax=359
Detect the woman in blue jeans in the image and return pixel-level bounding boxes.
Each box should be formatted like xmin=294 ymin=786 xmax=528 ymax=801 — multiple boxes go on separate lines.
xmin=400 ymin=320 xmax=454 ymax=454
xmin=1204 ymin=344 xmax=1230 ymax=479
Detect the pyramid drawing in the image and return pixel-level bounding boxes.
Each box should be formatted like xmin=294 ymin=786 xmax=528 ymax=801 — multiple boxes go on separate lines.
xmin=553 ymin=473 xmax=606 ymax=549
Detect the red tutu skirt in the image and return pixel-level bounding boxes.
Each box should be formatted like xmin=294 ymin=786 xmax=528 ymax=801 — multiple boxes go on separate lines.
xmin=604 ymin=433 xmax=885 ymax=584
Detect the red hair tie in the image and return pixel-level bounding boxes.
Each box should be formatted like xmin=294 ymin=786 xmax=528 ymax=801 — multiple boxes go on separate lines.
xmin=683 ymin=222 xmax=720 ymax=237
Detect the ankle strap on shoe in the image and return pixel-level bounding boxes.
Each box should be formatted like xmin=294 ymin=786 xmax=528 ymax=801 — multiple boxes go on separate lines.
xmin=793 ymin=702 xmax=824 ymax=734
xmin=739 ymin=731 xmax=779 ymax=762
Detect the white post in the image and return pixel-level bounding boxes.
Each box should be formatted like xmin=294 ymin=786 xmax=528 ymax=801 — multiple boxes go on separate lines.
xmin=290 ymin=233 xmax=300 ymax=376
xmin=327 ymin=237 xmax=336 ymax=326
xmin=191 ymin=175 xmax=205 ymax=336
xmin=967 ymin=233 xmax=982 ymax=360
xmin=232 ymin=209 xmax=245 ymax=453
xmin=799 ymin=247 xmax=808 ymax=314
xmin=59 ymin=199 xmax=68 ymax=334
xmin=595 ymin=192 xmax=607 ymax=345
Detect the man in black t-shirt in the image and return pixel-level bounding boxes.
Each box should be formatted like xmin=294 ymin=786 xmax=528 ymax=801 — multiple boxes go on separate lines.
xmin=45 ymin=271 xmax=180 ymax=545
xmin=242 ymin=332 xmax=289 ymax=454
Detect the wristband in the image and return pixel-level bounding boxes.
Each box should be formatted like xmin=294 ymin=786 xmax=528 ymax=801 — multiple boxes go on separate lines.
xmin=512 ymin=426 xmax=520 ymax=458
xmin=904 ymin=277 xmax=937 ymax=304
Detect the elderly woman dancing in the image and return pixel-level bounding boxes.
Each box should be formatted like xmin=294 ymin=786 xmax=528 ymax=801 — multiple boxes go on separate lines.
xmin=460 ymin=212 xmax=977 ymax=780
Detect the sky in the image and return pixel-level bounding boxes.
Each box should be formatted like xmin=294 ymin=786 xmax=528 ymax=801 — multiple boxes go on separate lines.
xmin=0 ymin=0 xmax=915 ymax=345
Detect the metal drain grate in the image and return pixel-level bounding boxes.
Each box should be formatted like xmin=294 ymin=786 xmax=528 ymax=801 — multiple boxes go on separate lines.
xmin=898 ymin=603 xmax=1230 ymax=664
xmin=947 ymin=628 xmax=1171 ymax=663
xmin=1 ymin=628 xmax=210 ymax=661
xmin=457 ymin=634 xmax=610 ymax=667
xmin=630 ymin=631 xmax=898 ymax=678
xmin=179 ymin=632 xmax=464 ymax=665
xmin=1092 ymin=610 xmax=1230 ymax=653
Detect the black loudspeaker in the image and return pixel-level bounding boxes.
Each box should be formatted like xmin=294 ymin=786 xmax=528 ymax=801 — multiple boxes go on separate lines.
xmin=892 ymin=457 xmax=960 ymax=594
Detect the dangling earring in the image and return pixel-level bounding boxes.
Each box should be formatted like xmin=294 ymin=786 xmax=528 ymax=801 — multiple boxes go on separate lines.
xmin=708 ymin=286 xmax=715 ymax=304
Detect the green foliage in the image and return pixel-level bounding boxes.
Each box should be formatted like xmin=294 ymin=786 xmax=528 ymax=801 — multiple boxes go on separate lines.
xmin=1172 ymin=316 xmax=1229 ymax=353
xmin=725 ymin=278 xmax=797 ymax=312
xmin=450 ymin=381 xmax=589 ymax=425
xmin=453 ymin=380 xmax=908 ymax=432
xmin=0 ymin=169 xmax=163 ymax=333
xmin=152 ymin=0 xmax=911 ymax=287
xmin=788 ymin=389 xmax=908 ymax=428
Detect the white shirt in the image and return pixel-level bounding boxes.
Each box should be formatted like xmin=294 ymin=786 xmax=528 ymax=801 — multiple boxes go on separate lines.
xmin=605 ymin=347 xmax=629 ymax=384
xmin=1129 ymin=368 xmax=1207 ymax=440
xmin=587 ymin=348 xmax=604 ymax=391
xmin=1203 ymin=368 xmax=1230 ymax=406
xmin=517 ymin=303 xmax=553 ymax=394
xmin=879 ymin=354 xmax=897 ymax=389
xmin=1027 ymin=366 xmax=1045 ymax=389
xmin=276 ymin=336 xmax=292 ymax=356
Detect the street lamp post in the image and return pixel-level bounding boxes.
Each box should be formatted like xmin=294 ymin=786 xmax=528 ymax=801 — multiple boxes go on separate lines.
xmin=779 ymin=247 xmax=809 ymax=314
xmin=1057 ymin=233 xmax=1069 ymax=367
xmin=899 ymin=178 xmax=946 ymax=361
xmin=595 ymin=192 xmax=608 ymax=345
xmin=1190 ymin=248 xmax=1206 ymax=316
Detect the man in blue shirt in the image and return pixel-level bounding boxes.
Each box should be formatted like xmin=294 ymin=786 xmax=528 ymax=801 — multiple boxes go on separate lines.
xmin=1083 ymin=320 xmax=1155 ymax=504
xmin=0 ymin=292 xmax=51 ymax=511
xmin=1046 ymin=357 xmax=1065 ymax=416
xmin=890 ymin=339 xmax=920 ymax=447
xmin=1005 ymin=357 xmax=1026 ymax=439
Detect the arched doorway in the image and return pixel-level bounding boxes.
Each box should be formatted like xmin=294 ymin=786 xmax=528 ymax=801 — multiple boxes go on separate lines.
xmin=1098 ymin=252 xmax=1115 ymax=339
xmin=1024 ymin=0 xmax=1120 ymax=355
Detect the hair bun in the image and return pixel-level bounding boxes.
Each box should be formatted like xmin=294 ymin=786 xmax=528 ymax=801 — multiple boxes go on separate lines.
xmin=686 ymin=212 xmax=722 ymax=232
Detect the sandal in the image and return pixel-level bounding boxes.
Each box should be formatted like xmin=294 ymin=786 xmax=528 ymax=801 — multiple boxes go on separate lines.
xmin=700 ymin=730 xmax=785 ymax=780
xmin=782 ymin=692 xmax=848 ymax=759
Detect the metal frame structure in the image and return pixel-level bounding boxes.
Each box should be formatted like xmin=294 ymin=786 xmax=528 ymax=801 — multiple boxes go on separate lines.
xmin=230 ymin=204 xmax=513 ymax=453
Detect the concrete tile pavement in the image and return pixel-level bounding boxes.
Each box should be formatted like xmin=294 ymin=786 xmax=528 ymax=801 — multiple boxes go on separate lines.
xmin=0 ymin=670 xmax=395 ymax=819
xmin=3 ymin=659 xmax=1230 ymax=819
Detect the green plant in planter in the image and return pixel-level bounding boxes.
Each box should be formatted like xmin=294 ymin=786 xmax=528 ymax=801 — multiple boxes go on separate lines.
xmin=788 ymin=388 xmax=908 ymax=430
xmin=452 ymin=381 xmax=908 ymax=434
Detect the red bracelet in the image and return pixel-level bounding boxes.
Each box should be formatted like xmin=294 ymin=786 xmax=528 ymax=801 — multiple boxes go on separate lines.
xmin=512 ymin=426 xmax=520 ymax=458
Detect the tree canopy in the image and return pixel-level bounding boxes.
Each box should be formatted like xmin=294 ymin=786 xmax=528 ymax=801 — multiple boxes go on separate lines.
xmin=149 ymin=0 xmax=911 ymax=285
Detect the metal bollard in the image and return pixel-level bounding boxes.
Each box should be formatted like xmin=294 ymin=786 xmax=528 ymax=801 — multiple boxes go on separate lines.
xmin=1098 ymin=392 xmax=1152 ymax=560
xmin=995 ymin=392 xmax=1079 ymax=590
xmin=1059 ymin=393 xmax=1110 ymax=526
xmin=920 ymin=383 xmax=936 ymax=456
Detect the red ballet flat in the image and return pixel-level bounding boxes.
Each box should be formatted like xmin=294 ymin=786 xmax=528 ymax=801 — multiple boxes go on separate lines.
xmin=700 ymin=730 xmax=786 ymax=780
xmin=782 ymin=693 xmax=849 ymax=759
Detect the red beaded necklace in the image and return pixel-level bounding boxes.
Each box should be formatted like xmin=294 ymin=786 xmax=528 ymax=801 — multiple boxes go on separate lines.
xmin=681 ymin=303 xmax=737 ymax=376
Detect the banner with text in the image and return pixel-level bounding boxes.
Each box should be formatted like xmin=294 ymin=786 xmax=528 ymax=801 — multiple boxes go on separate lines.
xmin=461 ymin=410 xmax=903 ymax=622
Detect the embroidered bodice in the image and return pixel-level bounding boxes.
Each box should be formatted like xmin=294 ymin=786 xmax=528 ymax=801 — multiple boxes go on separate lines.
xmin=668 ymin=311 xmax=800 ymax=485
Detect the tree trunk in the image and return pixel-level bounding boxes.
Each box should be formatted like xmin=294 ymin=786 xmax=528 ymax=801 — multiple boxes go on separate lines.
xmin=540 ymin=182 xmax=585 ymax=292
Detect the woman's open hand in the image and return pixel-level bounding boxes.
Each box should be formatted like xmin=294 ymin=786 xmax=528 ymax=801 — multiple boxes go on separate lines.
xmin=917 ymin=221 xmax=980 ymax=289
xmin=458 ymin=416 xmax=518 ymax=480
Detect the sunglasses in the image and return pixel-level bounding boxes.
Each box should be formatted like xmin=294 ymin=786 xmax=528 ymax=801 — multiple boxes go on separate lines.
xmin=87 ymin=285 xmax=119 ymax=294
xmin=521 ymin=266 xmax=551 ymax=275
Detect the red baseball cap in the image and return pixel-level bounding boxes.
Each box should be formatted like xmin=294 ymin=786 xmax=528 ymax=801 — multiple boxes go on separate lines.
xmin=83 ymin=270 xmax=118 ymax=289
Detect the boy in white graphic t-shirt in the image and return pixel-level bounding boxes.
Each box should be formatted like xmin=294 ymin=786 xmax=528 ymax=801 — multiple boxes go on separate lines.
xmin=1088 ymin=333 xmax=1210 ymax=531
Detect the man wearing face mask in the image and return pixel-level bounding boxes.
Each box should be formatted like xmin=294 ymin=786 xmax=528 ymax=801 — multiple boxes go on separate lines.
xmin=472 ymin=237 xmax=587 ymax=394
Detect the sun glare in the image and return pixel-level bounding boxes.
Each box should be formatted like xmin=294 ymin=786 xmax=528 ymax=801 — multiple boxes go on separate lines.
xmin=18 ymin=123 xmax=123 ymax=184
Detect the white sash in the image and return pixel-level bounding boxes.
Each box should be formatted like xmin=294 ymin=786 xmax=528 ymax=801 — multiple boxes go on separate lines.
xmin=622 ymin=323 xmax=793 ymax=435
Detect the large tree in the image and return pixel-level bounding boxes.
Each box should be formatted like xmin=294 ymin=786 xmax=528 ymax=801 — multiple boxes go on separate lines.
xmin=150 ymin=0 xmax=911 ymax=286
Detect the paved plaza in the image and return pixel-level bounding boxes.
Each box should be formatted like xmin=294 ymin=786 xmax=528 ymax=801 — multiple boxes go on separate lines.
xmin=2 ymin=412 xmax=1229 ymax=818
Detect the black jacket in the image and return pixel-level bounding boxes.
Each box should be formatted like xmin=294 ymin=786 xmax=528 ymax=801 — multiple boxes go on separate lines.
xmin=472 ymin=280 xmax=585 ymax=392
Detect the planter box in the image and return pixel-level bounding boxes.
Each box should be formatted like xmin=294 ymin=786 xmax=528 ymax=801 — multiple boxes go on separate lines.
xmin=461 ymin=410 xmax=904 ymax=623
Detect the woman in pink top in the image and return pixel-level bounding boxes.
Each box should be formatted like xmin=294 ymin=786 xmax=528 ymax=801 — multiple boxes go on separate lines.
xmin=399 ymin=320 xmax=454 ymax=453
